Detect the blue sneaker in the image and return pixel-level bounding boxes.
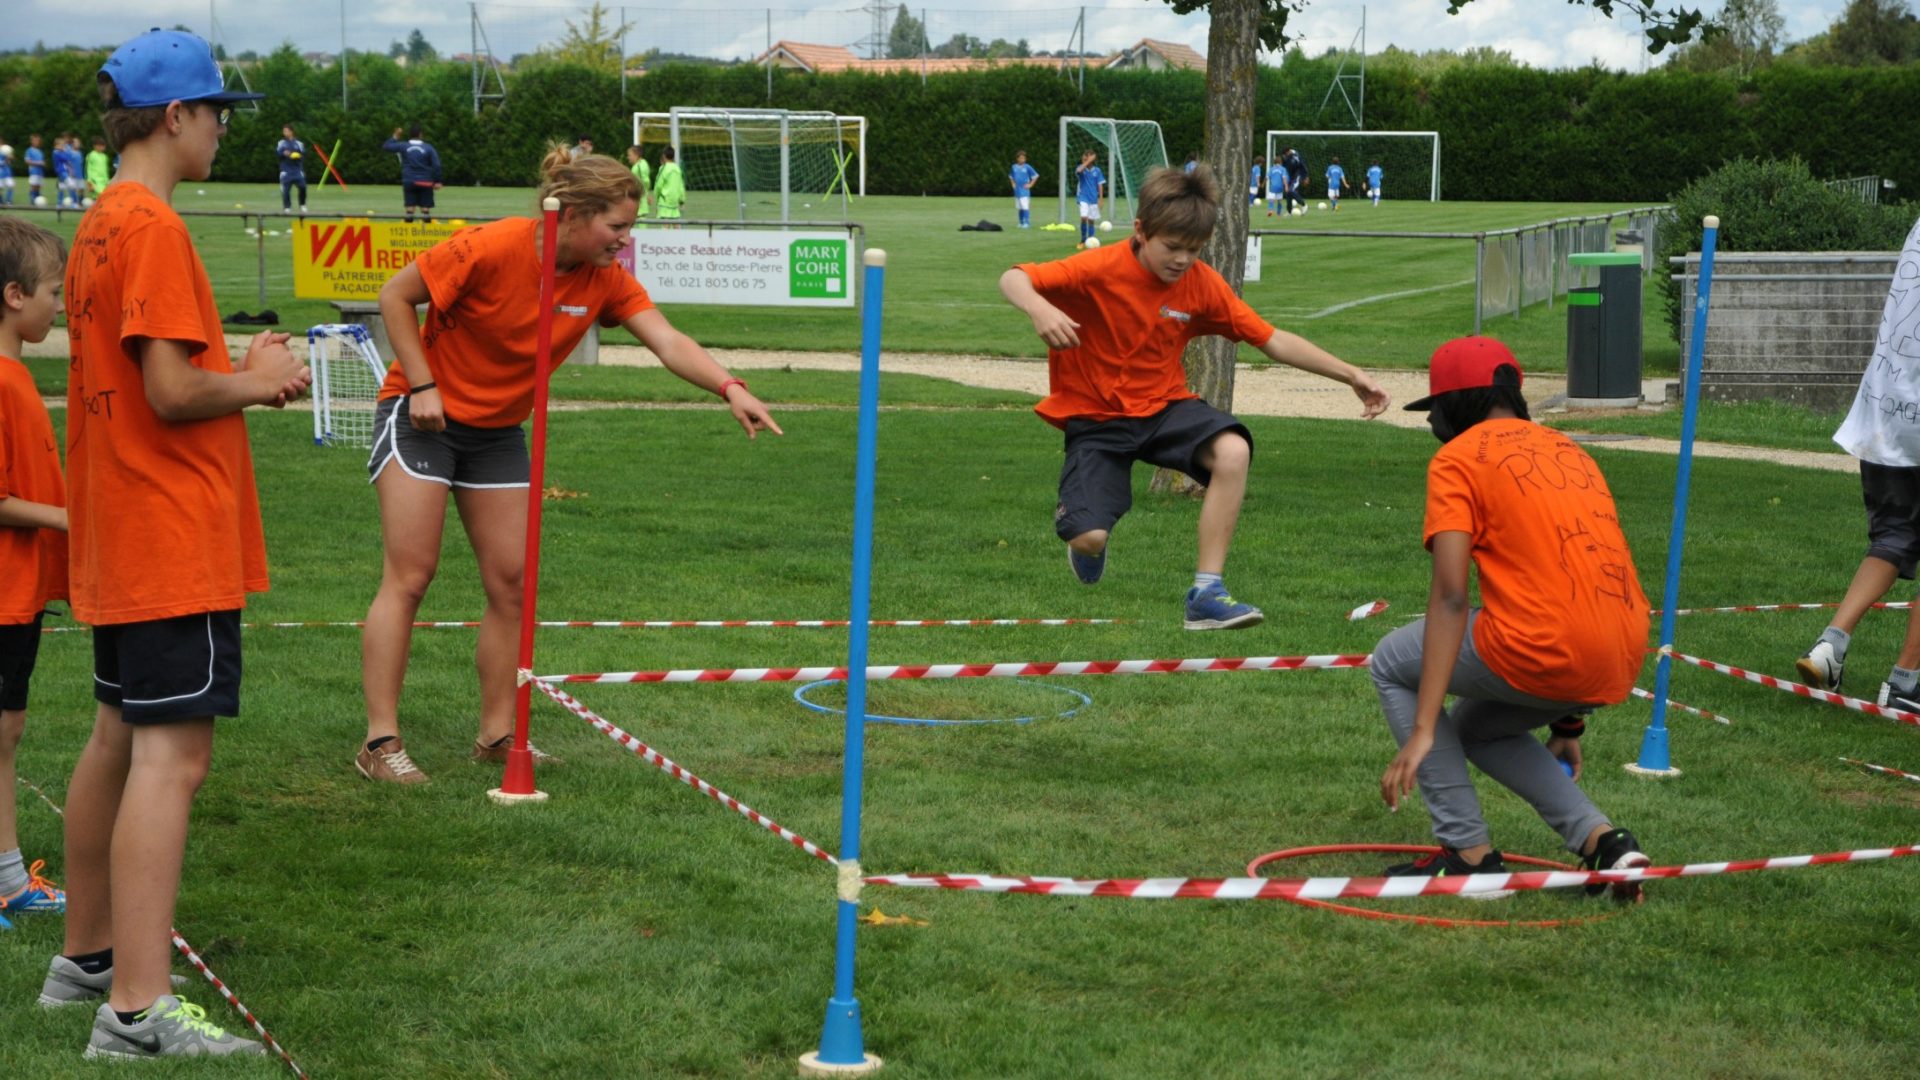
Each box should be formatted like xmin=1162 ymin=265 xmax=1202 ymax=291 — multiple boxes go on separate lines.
xmin=1184 ymin=581 xmax=1263 ymax=630
xmin=1066 ymin=541 xmax=1106 ymax=585
xmin=0 ymin=860 xmax=67 ymax=916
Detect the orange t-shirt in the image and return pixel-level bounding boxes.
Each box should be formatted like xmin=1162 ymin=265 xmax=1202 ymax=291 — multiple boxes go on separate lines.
xmin=64 ymin=182 xmax=269 ymax=625
xmin=1424 ymin=418 xmax=1650 ymax=704
xmin=0 ymin=354 xmax=67 ymax=623
xmin=1015 ymin=242 xmax=1275 ymax=429
xmin=378 ymin=217 xmax=655 ymax=428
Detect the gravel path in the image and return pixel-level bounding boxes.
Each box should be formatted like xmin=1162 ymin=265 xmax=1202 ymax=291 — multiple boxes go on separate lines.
xmin=24 ymin=330 xmax=1852 ymax=474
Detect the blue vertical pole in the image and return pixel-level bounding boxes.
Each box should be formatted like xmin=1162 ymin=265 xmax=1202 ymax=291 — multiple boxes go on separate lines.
xmin=1633 ymin=215 xmax=1719 ymax=777
xmin=805 ymin=248 xmax=886 ymax=1075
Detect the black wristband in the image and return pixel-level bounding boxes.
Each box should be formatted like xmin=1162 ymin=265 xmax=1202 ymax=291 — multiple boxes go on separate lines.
xmin=409 ymin=381 xmax=437 ymax=394
xmin=1549 ymin=717 xmax=1587 ymax=740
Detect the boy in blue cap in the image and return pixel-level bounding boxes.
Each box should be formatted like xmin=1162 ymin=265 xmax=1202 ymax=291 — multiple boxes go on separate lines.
xmin=37 ymin=27 xmax=308 ymax=1061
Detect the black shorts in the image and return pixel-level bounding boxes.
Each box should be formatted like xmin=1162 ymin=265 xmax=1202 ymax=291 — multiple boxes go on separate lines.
xmin=1862 ymin=461 xmax=1920 ymax=579
xmin=404 ymin=184 xmax=436 ymax=209
xmin=368 ymin=396 xmax=530 ymax=489
xmin=93 ymin=610 xmax=243 ymax=723
xmin=1054 ymin=399 xmax=1252 ymax=541
xmin=0 ymin=613 xmax=46 ymax=712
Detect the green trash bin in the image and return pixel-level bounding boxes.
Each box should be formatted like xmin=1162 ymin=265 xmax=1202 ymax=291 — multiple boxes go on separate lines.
xmin=1564 ymin=251 xmax=1643 ymax=407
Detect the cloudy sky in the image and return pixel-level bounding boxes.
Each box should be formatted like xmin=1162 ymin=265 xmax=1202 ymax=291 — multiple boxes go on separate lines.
xmin=0 ymin=0 xmax=1849 ymax=71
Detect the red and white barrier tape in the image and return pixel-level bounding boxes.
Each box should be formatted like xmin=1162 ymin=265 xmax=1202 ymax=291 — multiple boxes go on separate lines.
xmin=1629 ymin=686 xmax=1734 ymax=725
xmin=44 ymin=617 xmax=1123 ymax=634
xmin=1347 ymin=600 xmax=1389 ymax=621
xmin=1841 ymin=757 xmax=1920 ymax=784
xmin=17 ymin=778 xmax=308 ymax=1079
xmin=865 ymin=842 xmax=1920 ymax=901
xmin=1669 ymin=651 xmax=1920 ymax=727
xmin=1657 ymin=601 xmax=1912 ymax=617
xmin=530 ymin=680 xmax=839 ymax=865
xmin=542 ymin=653 xmax=1374 ymax=685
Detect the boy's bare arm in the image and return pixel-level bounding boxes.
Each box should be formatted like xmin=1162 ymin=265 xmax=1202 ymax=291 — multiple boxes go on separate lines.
xmin=0 ymin=496 xmax=66 ymax=531
xmin=1256 ymin=329 xmax=1389 ymax=418
xmin=999 ymin=268 xmax=1080 ymax=349
xmin=140 ymin=332 xmax=310 ymax=422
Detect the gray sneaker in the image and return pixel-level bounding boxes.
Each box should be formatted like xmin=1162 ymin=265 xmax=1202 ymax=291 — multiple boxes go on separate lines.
xmin=84 ymin=994 xmax=265 ymax=1059
xmin=39 ymin=954 xmax=187 ymax=1008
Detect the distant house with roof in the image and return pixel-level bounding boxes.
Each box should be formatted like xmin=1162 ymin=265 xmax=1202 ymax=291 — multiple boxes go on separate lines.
xmin=754 ymin=38 xmax=1204 ymax=76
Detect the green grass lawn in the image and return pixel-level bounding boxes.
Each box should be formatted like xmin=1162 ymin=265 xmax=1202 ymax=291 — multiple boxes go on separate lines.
xmin=1545 ymin=399 xmax=1852 ymax=456
xmin=3 ymin=378 xmax=1919 ymax=1077
xmin=2 ymin=184 xmax=1676 ymax=372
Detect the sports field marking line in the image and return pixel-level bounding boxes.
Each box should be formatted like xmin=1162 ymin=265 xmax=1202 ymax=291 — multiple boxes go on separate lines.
xmin=530 ymin=679 xmax=839 ymax=866
xmin=1669 ymin=651 xmax=1920 ymax=727
xmin=1299 ymin=278 xmax=1476 ymax=320
xmin=863 ymin=843 xmax=1920 ymax=901
xmin=16 ymin=778 xmax=310 ymax=1079
xmin=540 ymin=654 xmax=1374 ymax=684
xmin=40 ymin=617 xmax=1126 ymax=634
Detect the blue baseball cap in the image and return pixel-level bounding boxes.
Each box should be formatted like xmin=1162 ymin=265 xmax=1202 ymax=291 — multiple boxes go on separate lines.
xmin=100 ymin=29 xmax=264 ymax=109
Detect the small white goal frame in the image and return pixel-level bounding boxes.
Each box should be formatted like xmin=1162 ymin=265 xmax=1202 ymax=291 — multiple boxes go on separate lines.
xmin=1057 ymin=116 xmax=1169 ymax=226
xmin=631 ymin=107 xmax=867 ymax=217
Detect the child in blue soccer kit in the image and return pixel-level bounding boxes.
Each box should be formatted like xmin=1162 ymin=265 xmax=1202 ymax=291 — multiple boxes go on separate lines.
xmin=1074 ymin=150 xmax=1105 ymax=247
xmin=1009 ymin=151 xmax=1038 ymax=229
xmin=1325 ymin=158 xmax=1348 ymax=211
xmin=1366 ymin=162 xmax=1384 ymax=206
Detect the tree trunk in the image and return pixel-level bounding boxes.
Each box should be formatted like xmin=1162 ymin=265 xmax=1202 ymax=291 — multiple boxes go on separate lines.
xmin=1151 ymin=0 xmax=1260 ymax=496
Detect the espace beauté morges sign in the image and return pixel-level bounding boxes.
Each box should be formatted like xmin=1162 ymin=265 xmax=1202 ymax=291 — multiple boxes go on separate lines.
xmin=618 ymin=232 xmax=856 ymax=307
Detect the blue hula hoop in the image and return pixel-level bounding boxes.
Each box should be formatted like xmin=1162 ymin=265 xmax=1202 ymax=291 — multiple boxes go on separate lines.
xmin=792 ymin=677 xmax=1091 ymax=727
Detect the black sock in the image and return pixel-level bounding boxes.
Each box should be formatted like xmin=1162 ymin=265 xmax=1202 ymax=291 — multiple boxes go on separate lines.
xmin=366 ymin=735 xmax=398 ymax=754
xmin=67 ymin=948 xmax=113 ymax=975
xmin=483 ymin=734 xmax=510 ymax=749
xmin=113 ymin=1007 xmax=147 ymax=1026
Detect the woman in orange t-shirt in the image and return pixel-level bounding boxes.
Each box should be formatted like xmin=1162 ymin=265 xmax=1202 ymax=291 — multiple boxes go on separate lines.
xmin=356 ymin=148 xmax=781 ymax=785
xmin=1373 ymin=337 xmax=1653 ymax=901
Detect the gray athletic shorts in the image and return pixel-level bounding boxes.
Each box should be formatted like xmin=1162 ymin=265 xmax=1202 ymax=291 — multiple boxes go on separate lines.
xmin=1862 ymin=461 xmax=1920 ymax=579
xmin=368 ymin=396 xmax=530 ymax=489
xmin=1054 ymin=399 xmax=1251 ymax=540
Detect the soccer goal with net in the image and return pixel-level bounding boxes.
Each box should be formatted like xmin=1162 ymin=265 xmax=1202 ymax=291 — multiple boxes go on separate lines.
xmin=1058 ymin=117 xmax=1170 ymax=226
xmin=1264 ymin=130 xmax=1441 ymax=202
xmin=632 ymin=107 xmax=866 ymax=223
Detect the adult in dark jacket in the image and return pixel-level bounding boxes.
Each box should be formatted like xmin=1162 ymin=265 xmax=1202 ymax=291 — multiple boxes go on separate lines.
xmin=382 ymin=124 xmax=443 ymax=223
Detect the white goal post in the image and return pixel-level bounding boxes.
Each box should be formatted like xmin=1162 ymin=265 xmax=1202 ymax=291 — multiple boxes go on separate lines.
xmin=307 ymin=324 xmax=389 ymax=449
xmin=1058 ymin=116 xmax=1170 ymax=226
xmin=632 ymin=108 xmax=867 ymax=222
xmin=1264 ymin=130 xmax=1441 ymax=202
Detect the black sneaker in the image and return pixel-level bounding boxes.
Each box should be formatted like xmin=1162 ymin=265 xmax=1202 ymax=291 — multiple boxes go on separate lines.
xmin=1384 ymin=847 xmax=1512 ymax=900
xmin=1580 ymin=828 xmax=1652 ymax=902
xmin=1880 ymin=682 xmax=1920 ymax=718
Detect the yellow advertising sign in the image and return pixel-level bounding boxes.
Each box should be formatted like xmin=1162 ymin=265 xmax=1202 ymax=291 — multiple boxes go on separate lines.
xmin=291 ymin=220 xmax=461 ymax=301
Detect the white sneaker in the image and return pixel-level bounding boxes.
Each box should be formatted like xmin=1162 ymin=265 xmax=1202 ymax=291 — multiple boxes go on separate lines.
xmin=300 ymin=205 xmax=308 ymax=213
xmin=1795 ymin=640 xmax=1843 ymax=692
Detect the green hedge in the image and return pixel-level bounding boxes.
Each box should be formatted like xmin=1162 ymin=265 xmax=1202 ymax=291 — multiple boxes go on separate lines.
xmin=4 ymin=46 xmax=1919 ymax=202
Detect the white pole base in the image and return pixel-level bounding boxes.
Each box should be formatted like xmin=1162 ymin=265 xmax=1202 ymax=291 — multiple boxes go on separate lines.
xmin=486 ymin=787 xmax=551 ymax=805
xmin=1623 ymin=763 xmax=1682 ymax=779
xmin=798 ymin=1051 xmax=883 ymax=1076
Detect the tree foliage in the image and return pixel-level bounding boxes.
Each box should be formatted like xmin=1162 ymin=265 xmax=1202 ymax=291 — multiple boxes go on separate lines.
xmin=542 ymin=3 xmax=632 ymax=73
xmin=1671 ymin=0 xmax=1784 ymax=74
xmin=886 ymin=6 xmax=925 ymax=60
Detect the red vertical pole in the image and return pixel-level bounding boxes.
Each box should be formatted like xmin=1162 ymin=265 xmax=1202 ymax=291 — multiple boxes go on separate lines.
xmin=491 ymin=196 xmax=561 ymax=805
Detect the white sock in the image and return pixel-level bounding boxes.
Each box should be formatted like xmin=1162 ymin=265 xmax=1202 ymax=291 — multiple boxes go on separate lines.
xmin=0 ymin=848 xmax=27 ymax=896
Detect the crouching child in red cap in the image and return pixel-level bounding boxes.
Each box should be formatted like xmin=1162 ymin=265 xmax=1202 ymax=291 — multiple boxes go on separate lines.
xmin=1374 ymin=337 xmax=1653 ymax=899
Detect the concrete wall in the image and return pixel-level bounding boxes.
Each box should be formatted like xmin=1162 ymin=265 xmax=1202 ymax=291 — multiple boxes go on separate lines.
xmin=1672 ymin=251 xmax=1896 ymax=411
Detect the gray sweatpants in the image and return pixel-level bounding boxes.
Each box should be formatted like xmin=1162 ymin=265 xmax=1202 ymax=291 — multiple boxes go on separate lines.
xmin=1370 ymin=612 xmax=1611 ymax=854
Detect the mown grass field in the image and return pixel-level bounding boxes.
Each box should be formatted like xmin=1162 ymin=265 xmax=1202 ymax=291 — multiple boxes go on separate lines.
xmin=0 ymin=181 xmax=1679 ymax=371
xmin=2 ymin=364 xmax=1917 ymax=1077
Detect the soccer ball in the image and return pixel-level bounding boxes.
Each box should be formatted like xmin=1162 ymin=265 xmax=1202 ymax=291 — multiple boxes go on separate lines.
xmin=1098 ymin=220 xmax=1112 ymax=233
xmin=1317 ymin=201 xmax=1329 ymax=210
xmin=32 ymin=195 xmax=46 ymax=207
xmin=1085 ymin=236 xmax=1101 ymax=249
xmin=290 ymin=151 xmax=301 ymax=160
xmin=81 ymin=197 xmax=94 ymax=208
xmin=1292 ymin=207 xmax=1305 ymax=217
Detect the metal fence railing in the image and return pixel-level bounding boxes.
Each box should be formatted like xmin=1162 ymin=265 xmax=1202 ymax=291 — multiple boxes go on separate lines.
xmin=1827 ymin=175 xmax=1882 ymax=204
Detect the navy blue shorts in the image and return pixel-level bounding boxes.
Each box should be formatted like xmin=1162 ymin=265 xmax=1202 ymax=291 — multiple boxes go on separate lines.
xmin=404 ymin=183 xmax=436 ymax=209
xmin=0 ymin=614 xmax=46 ymax=712
xmin=1054 ymin=399 xmax=1251 ymax=541
xmin=93 ymin=610 xmax=243 ymax=723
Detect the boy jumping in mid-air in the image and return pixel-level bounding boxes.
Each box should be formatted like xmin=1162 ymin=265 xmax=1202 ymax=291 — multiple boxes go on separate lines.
xmin=1009 ymin=150 xmax=1038 ymax=229
xmin=1325 ymin=156 xmax=1349 ymax=211
xmin=42 ymin=28 xmax=308 ymax=1059
xmin=1376 ymin=337 xmax=1651 ymax=896
xmin=1366 ymin=161 xmax=1383 ymax=207
xmin=1073 ymin=150 xmax=1104 ymax=248
xmin=0 ymin=216 xmax=70 ymax=933
xmin=999 ymin=166 xmax=1388 ymax=629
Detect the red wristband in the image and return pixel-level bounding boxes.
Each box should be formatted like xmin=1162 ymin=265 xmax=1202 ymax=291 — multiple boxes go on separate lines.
xmin=716 ymin=377 xmax=746 ymax=400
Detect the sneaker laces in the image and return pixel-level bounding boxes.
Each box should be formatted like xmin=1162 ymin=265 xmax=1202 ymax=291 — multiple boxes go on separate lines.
xmin=160 ymin=999 xmax=230 ymax=1040
xmin=0 ymin=860 xmax=60 ymax=909
xmin=380 ymin=747 xmax=424 ymax=778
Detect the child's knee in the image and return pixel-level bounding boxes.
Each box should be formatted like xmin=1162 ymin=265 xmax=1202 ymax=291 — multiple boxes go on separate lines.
xmin=0 ymin=709 xmax=23 ymax=754
xmin=1204 ymin=432 xmax=1251 ymax=476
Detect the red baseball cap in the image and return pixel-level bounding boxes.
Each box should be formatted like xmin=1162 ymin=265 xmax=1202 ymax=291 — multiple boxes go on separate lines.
xmin=1403 ymin=336 xmax=1524 ymax=411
